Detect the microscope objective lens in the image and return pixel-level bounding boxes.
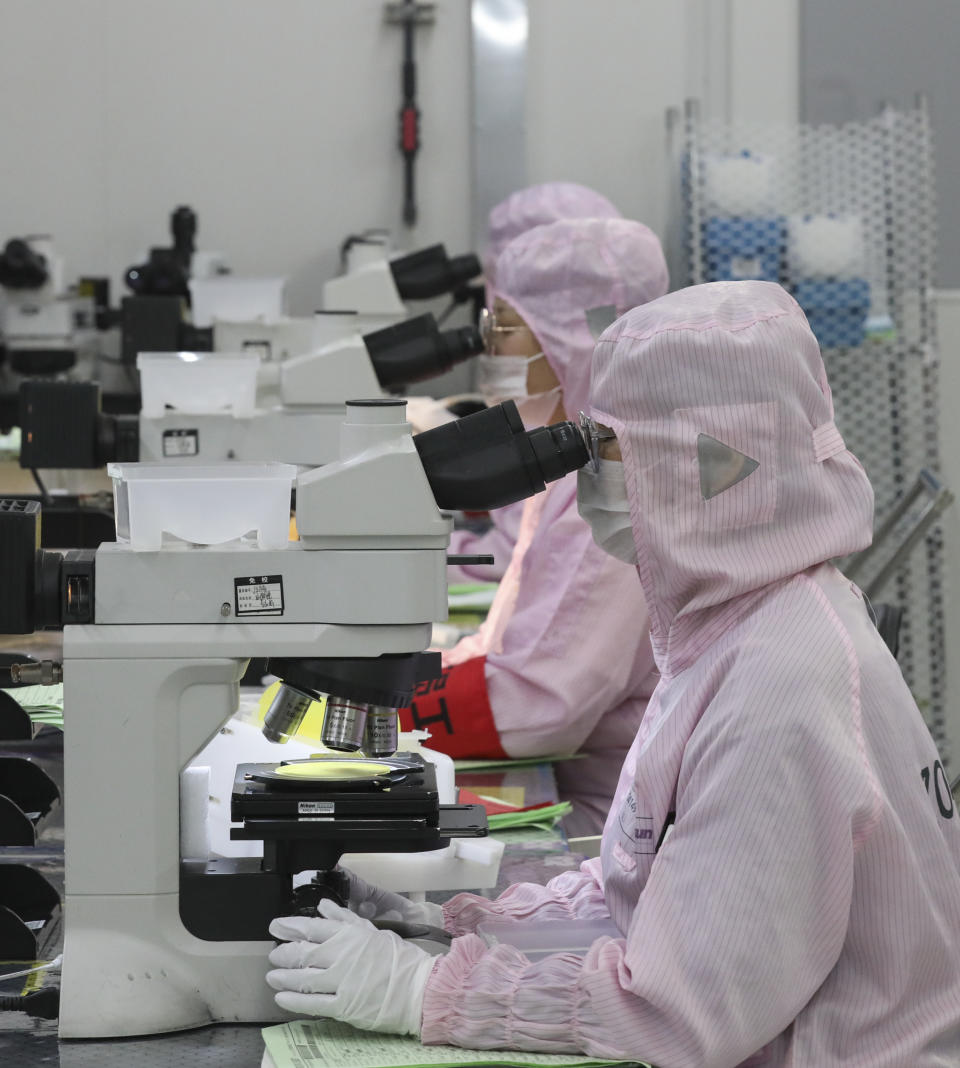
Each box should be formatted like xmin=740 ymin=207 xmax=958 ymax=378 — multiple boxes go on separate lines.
xmin=362 ymin=707 xmax=399 ymax=758
xmin=261 ymin=684 xmax=313 ymax=744
xmin=321 ymin=697 xmax=369 ymax=752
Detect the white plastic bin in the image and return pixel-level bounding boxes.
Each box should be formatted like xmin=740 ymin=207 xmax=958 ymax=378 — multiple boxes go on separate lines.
xmin=108 ymin=462 xmax=296 ymax=550
xmin=189 ymin=276 xmax=287 ymax=328
xmin=137 ymin=352 xmax=260 ymax=417
xmin=788 ymin=214 xmax=865 ymax=278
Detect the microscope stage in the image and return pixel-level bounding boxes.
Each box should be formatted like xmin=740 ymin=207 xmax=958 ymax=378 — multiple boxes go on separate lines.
xmin=225 ymin=751 xmax=486 ymax=869
xmin=247 ymin=754 xmax=422 ymax=788
xmin=231 ymin=751 xmax=442 ymax=821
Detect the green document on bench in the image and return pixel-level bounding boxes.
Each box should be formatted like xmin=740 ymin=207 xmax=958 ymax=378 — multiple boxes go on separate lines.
xmin=262 ymin=1019 xmax=646 ymax=1068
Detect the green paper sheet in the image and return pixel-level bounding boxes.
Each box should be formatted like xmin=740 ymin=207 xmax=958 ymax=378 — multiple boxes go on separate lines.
xmin=1 ymin=684 xmax=64 ymax=728
xmin=447 ymin=583 xmax=499 ymax=620
xmin=262 ymin=1018 xmax=642 ymax=1068
xmin=454 ymin=754 xmax=583 ymax=773
xmin=487 ymin=801 xmax=572 ymax=832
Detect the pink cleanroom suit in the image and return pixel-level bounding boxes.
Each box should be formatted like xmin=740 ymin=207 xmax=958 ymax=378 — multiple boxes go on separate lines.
xmin=448 ymin=182 xmax=622 ymax=584
xmin=422 ymin=281 xmax=960 ymax=1065
xmin=404 ymin=217 xmax=669 ymax=836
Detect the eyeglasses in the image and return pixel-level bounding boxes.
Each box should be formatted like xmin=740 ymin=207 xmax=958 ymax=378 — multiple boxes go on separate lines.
xmin=579 ymin=411 xmax=617 ymax=473
xmin=479 ymin=307 xmax=533 ymax=354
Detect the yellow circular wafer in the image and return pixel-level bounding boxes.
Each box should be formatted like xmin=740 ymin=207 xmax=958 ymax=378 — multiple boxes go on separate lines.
xmin=273 ymin=760 xmax=394 ymax=781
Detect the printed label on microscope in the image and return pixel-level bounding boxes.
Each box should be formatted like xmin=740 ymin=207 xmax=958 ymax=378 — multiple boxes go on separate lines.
xmin=162 ymin=428 xmax=199 ymax=456
xmin=234 ymin=574 xmax=284 ymax=616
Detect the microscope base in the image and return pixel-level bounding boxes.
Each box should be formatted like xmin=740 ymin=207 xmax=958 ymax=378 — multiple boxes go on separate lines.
xmin=60 ymin=891 xmax=285 ymax=1038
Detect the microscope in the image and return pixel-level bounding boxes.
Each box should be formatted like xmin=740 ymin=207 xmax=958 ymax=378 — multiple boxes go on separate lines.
xmin=120 ymin=205 xmax=227 ymax=363
xmin=136 ymin=311 xmax=483 ymax=464
xmin=0 ymin=235 xmax=96 ymax=375
xmin=18 ymin=239 xmax=485 ymax=470
xmin=210 ymin=237 xmax=481 ymax=360
xmin=2 ymin=398 xmax=588 ymax=1037
xmin=323 ymin=242 xmax=481 ymax=319
xmin=18 ymin=311 xmax=483 ymax=469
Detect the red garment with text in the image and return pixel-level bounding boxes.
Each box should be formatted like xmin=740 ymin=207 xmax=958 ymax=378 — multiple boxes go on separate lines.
xmin=398 ymin=656 xmax=507 ymax=759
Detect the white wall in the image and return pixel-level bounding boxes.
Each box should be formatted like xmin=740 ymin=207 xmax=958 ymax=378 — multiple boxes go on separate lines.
xmin=0 ymin=0 xmax=473 ymax=313
xmin=524 ymin=0 xmax=798 ymax=250
xmin=0 ymin=0 xmax=798 ymax=315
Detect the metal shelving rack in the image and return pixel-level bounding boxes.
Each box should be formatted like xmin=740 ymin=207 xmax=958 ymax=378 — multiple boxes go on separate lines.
xmin=667 ymin=97 xmax=951 ymax=765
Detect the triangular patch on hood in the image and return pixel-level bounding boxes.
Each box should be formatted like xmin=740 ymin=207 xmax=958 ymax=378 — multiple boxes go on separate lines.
xmin=585 ymin=304 xmax=619 ymax=341
xmin=697 ymin=433 xmax=760 ymax=500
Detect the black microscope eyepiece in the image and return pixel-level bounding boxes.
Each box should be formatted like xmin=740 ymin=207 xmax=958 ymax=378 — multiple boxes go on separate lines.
xmin=0 ymin=238 xmax=49 ymax=290
xmin=170 ymin=205 xmax=197 ymax=269
xmin=124 ymin=204 xmax=198 ymax=296
xmin=413 ymin=400 xmax=589 ymax=512
xmin=389 ymin=244 xmax=482 ymax=301
xmin=446 ymin=253 xmax=484 ymax=290
xmin=363 ymin=313 xmax=483 ymax=389
xmin=125 ymin=248 xmax=190 ymax=298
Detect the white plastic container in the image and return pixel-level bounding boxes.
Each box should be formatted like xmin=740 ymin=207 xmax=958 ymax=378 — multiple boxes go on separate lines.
xmin=137 ymin=351 xmax=261 ymax=417
xmin=788 ymin=213 xmax=865 ymax=279
xmin=189 ymin=276 xmax=287 ymax=328
xmin=108 ymin=462 xmax=296 ymax=550
xmin=703 ymin=150 xmax=777 ymax=215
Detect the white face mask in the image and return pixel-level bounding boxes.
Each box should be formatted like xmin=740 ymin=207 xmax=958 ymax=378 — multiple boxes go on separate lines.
xmin=477 ymin=352 xmax=546 ymax=407
xmin=576 ymin=459 xmax=638 ymax=565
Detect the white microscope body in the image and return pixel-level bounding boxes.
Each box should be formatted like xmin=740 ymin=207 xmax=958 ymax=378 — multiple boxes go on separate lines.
xmin=136 ymin=332 xmax=379 ymax=466
xmin=0 ymin=236 xmax=92 ymax=369
xmin=59 ymin=401 xmax=451 ymax=1037
xmin=133 ymin=241 xmax=482 ymax=467
xmin=322 ymin=242 xmax=481 ymax=322
xmin=322 ymin=255 xmax=408 ymax=318
xmin=136 ymin=313 xmax=480 ymax=465
xmin=8 ymin=396 xmax=586 ymax=1037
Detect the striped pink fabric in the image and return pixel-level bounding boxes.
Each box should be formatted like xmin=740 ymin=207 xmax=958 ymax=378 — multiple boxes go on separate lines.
xmin=442 ymin=219 xmax=668 ymax=834
xmin=493 ymin=217 xmax=669 ymax=423
xmin=452 ymin=184 xmax=623 ymax=583
xmin=446 ymin=500 xmax=524 ymax=583
xmin=483 ymin=181 xmax=622 ymax=288
xmin=423 ymin=282 xmax=960 ymax=1065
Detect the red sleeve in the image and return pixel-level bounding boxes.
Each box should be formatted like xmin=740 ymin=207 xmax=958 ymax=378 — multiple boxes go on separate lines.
xmin=398 ymin=656 xmax=507 ymax=759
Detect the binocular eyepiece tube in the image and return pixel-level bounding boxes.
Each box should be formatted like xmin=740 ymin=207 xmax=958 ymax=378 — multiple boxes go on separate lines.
xmin=363 ymin=313 xmax=483 ymax=390
xmin=413 ymin=399 xmax=590 ymax=512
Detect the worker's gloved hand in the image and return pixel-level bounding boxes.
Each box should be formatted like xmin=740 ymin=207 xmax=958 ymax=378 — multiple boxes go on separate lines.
xmin=341 ymin=866 xmax=445 ymax=929
xmin=267 ymin=899 xmax=435 ymax=1036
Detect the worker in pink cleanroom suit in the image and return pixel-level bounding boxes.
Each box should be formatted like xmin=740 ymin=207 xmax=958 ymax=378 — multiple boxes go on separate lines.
xmin=402 ymin=215 xmax=669 ymax=837
xmin=267 ymin=281 xmax=960 ymax=1067
xmin=448 ymin=181 xmax=622 ymax=584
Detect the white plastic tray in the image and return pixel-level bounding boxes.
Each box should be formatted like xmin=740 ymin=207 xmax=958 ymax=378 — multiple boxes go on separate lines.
xmin=137 ymin=351 xmax=260 ymax=417
xmin=189 ymin=276 xmax=287 ymax=328
xmin=109 ymin=461 xmax=295 ymax=549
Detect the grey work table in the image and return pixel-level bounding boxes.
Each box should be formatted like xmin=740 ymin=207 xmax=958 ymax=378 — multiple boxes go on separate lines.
xmin=0 ymin=719 xmax=586 ymax=1068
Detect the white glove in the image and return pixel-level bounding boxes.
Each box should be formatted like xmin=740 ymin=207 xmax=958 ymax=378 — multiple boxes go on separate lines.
xmin=267 ymin=899 xmax=436 ymax=1036
xmin=341 ymin=867 xmax=445 ymax=929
